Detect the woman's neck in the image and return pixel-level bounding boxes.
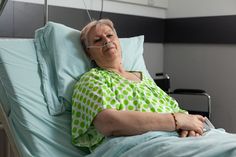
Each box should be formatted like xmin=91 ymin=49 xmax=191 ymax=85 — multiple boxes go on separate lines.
xmin=100 ymin=62 xmax=126 ymax=74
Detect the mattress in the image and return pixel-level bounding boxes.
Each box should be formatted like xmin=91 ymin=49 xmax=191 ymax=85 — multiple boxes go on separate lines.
xmin=0 ymin=39 xmax=88 ymax=157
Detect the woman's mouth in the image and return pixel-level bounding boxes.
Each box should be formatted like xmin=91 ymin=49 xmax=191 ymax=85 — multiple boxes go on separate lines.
xmin=103 ymin=42 xmax=115 ymax=51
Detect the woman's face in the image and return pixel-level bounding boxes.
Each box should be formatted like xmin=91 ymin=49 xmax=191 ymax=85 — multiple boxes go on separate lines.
xmin=86 ymin=24 xmax=122 ymax=67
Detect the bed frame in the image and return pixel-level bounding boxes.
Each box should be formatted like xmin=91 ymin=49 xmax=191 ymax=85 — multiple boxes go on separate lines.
xmin=0 ymin=102 xmax=21 ymax=157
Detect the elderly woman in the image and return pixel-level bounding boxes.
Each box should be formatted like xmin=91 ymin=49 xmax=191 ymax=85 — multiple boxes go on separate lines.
xmin=72 ymin=18 xmax=204 ymax=147
xmin=72 ymin=19 xmax=236 ymax=156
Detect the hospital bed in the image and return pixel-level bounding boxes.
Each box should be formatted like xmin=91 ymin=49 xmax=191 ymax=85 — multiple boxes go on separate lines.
xmin=0 ymin=22 xmax=150 ymax=157
xmin=2 ymin=20 xmax=236 ymax=157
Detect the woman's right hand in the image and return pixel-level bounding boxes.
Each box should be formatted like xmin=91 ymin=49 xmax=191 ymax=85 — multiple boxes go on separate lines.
xmin=175 ymin=113 xmax=206 ymax=135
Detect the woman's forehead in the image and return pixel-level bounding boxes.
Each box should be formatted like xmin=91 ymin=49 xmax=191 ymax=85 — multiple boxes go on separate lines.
xmin=90 ymin=24 xmax=113 ymax=35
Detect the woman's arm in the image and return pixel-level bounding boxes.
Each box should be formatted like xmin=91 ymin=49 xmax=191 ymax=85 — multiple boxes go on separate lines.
xmin=93 ymin=109 xmax=205 ymax=137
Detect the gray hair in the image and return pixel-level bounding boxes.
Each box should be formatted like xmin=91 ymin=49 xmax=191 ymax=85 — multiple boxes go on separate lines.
xmin=80 ymin=19 xmax=117 ymax=55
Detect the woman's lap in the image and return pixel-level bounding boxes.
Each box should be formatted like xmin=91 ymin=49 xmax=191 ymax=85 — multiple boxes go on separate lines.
xmin=87 ymin=129 xmax=236 ymax=157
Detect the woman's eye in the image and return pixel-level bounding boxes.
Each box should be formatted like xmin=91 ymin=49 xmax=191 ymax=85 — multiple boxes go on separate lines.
xmin=94 ymin=38 xmax=102 ymax=43
xmin=107 ymin=34 xmax=113 ymax=38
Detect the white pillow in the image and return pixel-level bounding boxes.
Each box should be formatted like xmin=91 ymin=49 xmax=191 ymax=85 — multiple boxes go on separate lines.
xmin=34 ymin=22 xmax=150 ymax=115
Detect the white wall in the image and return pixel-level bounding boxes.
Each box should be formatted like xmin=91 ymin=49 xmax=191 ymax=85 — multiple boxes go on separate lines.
xmin=165 ymin=0 xmax=236 ymax=132
xmin=167 ymin=0 xmax=236 ymax=18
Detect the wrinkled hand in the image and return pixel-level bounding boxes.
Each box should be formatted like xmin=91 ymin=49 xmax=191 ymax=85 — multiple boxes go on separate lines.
xmin=179 ymin=130 xmax=201 ymax=137
xmin=175 ymin=113 xmax=206 ymax=135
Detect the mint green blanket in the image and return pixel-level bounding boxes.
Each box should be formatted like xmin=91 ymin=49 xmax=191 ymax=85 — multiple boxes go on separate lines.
xmin=87 ymin=129 xmax=236 ymax=157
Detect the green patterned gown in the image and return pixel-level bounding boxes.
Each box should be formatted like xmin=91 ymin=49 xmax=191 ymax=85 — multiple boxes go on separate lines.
xmin=71 ymin=68 xmax=186 ymax=150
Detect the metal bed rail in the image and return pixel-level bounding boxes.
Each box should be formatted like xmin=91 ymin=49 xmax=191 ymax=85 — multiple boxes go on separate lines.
xmin=0 ymin=102 xmax=21 ymax=157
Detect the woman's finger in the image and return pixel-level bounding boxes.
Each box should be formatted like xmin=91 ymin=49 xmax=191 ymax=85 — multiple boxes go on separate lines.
xmin=196 ymin=115 xmax=206 ymax=122
xmin=188 ymin=130 xmax=196 ymax=137
xmin=195 ymin=125 xmax=204 ymax=135
xmin=195 ymin=133 xmax=200 ymax=137
xmin=180 ymin=130 xmax=188 ymax=137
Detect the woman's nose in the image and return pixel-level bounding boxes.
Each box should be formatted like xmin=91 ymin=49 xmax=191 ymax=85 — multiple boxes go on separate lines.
xmin=103 ymin=36 xmax=111 ymax=44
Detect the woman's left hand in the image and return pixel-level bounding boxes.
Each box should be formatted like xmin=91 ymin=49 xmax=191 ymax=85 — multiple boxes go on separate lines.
xmin=179 ymin=130 xmax=201 ymax=137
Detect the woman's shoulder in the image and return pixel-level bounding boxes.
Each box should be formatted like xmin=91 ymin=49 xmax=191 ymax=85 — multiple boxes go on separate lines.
xmin=141 ymin=73 xmax=157 ymax=86
xmin=78 ymin=68 xmax=109 ymax=83
xmin=82 ymin=68 xmax=100 ymax=76
xmin=79 ymin=68 xmax=99 ymax=79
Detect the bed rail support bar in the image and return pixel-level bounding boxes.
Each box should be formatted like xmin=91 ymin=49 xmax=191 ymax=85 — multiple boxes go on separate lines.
xmin=0 ymin=103 xmax=21 ymax=157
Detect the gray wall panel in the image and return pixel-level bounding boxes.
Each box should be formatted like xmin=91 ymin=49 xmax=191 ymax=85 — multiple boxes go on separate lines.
xmin=49 ymin=5 xmax=164 ymax=42
xmin=0 ymin=1 xmax=164 ymax=43
xmin=48 ymin=5 xmax=91 ymax=31
xmin=13 ymin=2 xmax=44 ymax=38
xmin=165 ymin=15 xmax=236 ymax=44
xmin=0 ymin=1 xmax=13 ymax=37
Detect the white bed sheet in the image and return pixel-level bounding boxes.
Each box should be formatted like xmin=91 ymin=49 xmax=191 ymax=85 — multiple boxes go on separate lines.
xmin=0 ymin=39 xmax=88 ymax=157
